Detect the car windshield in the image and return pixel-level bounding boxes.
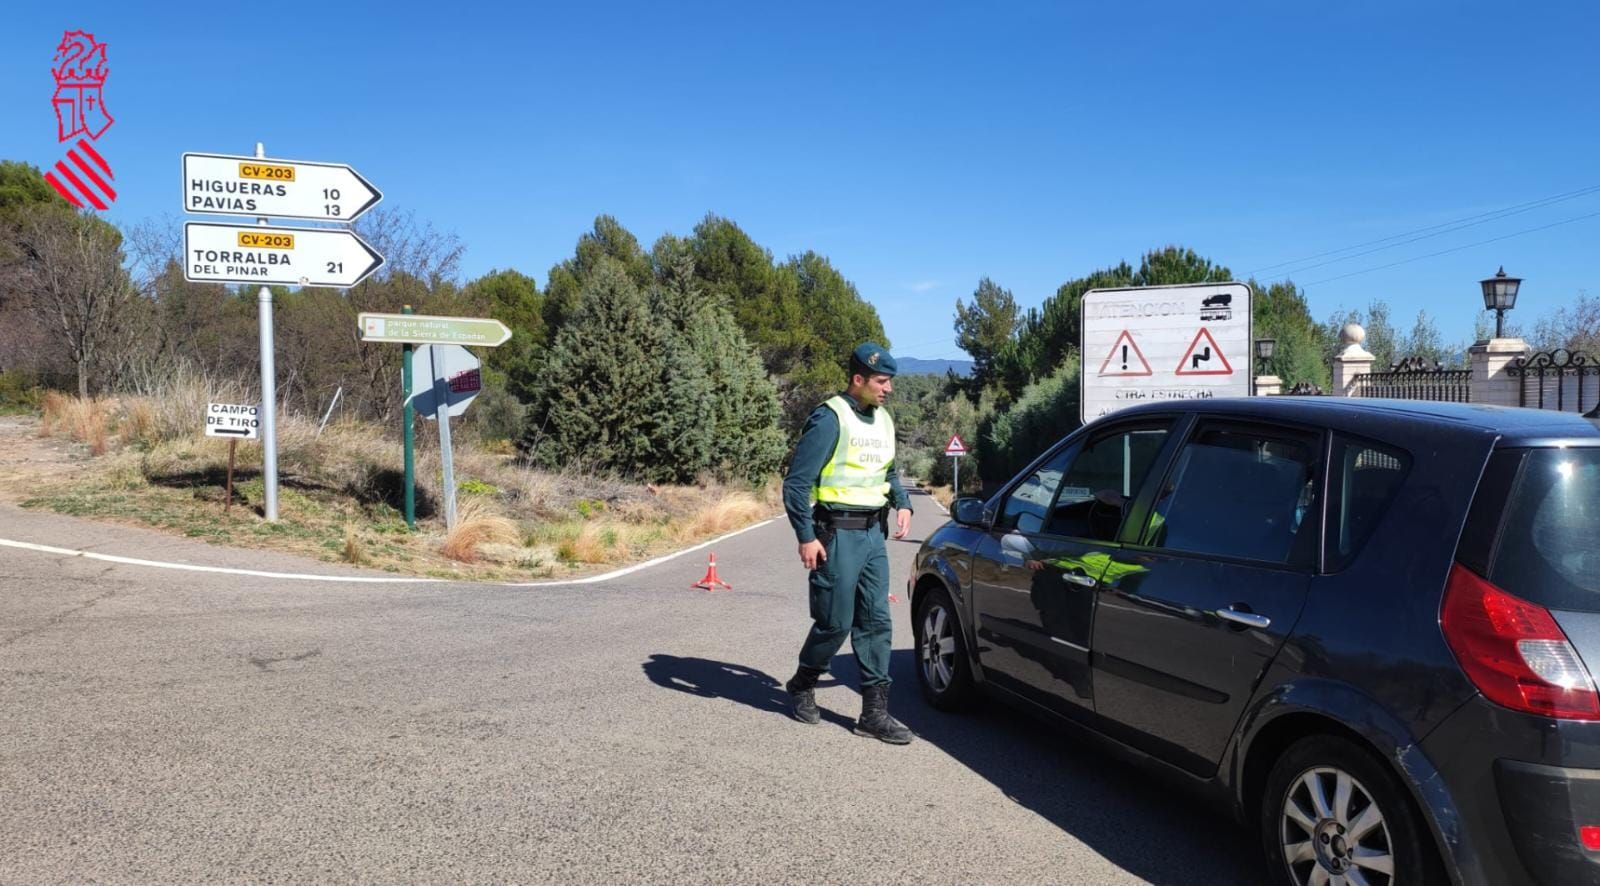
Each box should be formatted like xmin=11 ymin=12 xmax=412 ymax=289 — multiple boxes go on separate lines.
xmin=1489 ymin=448 xmax=1600 ymax=611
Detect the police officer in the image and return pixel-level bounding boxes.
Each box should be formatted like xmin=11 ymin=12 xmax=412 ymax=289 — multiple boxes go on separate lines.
xmin=781 ymin=342 xmax=914 ymax=744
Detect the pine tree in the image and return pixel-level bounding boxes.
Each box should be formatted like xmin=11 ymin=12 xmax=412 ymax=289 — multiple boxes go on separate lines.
xmin=521 ymin=258 xmax=681 ymax=480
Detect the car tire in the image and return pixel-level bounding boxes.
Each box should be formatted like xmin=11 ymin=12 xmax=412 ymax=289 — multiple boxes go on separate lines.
xmin=1260 ymin=735 xmax=1443 ymax=886
xmin=913 ymin=584 xmax=975 ymax=711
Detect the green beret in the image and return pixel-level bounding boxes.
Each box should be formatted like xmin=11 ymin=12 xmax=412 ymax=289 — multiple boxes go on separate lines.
xmin=850 ymin=342 xmax=897 ymax=377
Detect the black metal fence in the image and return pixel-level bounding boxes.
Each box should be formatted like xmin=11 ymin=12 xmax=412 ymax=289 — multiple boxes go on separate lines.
xmin=1349 ymin=357 xmax=1473 ymax=402
xmin=1508 ymin=349 xmax=1600 ymax=416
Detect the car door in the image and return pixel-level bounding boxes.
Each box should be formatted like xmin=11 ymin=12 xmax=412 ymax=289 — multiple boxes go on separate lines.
xmin=971 ymin=418 xmax=1179 ymax=721
xmin=1088 ymin=419 xmax=1322 ymax=777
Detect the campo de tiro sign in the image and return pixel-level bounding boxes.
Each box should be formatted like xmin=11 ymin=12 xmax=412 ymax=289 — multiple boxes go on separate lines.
xmin=1080 ymin=282 xmax=1252 ymax=423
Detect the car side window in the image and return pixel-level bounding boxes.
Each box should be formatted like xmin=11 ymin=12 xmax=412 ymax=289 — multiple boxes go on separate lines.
xmin=1326 ymin=436 xmax=1410 ymax=571
xmin=997 ymin=445 xmax=1075 ymax=533
xmin=1044 ymin=426 xmax=1170 ymax=541
xmin=1145 ymin=425 xmax=1319 ymax=566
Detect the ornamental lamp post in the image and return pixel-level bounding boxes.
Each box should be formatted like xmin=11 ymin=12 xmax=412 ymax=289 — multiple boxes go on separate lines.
xmin=1480 ymin=266 xmax=1521 ymax=339
xmin=1254 ymin=338 xmax=1276 ymax=375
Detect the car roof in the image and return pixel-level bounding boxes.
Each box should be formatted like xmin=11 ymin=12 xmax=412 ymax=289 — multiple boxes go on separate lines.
xmin=1105 ymin=397 xmax=1600 ymax=445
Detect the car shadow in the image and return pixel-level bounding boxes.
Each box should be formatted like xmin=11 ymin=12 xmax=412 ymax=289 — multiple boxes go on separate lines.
xmin=645 ymin=648 xmax=1267 ymax=885
xmin=640 ymin=654 xmax=855 ymax=730
xmin=852 ymin=648 xmax=1270 ymax=885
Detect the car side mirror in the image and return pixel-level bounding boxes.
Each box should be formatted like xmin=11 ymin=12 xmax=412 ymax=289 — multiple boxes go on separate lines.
xmin=952 ymin=497 xmax=987 ymax=528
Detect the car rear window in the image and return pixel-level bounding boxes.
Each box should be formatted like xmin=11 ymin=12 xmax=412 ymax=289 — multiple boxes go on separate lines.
xmin=1488 ymin=448 xmax=1600 ymax=611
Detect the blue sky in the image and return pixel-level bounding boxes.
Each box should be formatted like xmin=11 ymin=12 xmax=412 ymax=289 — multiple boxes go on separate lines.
xmin=4 ymin=1 xmax=1598 ymax=360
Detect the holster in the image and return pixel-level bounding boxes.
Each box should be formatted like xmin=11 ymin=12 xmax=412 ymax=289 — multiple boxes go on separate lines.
xmin=814 ymin=505 xmax=890 ymax=537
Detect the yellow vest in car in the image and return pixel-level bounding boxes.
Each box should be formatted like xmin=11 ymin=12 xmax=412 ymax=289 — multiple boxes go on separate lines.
xmin=814 ymin=396 xmax=896 ymax=508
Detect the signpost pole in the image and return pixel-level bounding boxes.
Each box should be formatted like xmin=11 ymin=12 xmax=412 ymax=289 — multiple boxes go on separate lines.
xmin=953 ymin=454 xmax=960 ymax=497
xmin=430 ymin=347 xmax=458 ymax=530
xmin=402 ymin=305 xmax=416 ymax=531
xmin=255 ymin=141 xmax=279 ymax=522
xmin=226 ymin=438 xmax=236 ymax=515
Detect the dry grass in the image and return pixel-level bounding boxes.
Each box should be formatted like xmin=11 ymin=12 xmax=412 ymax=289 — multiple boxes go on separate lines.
xmin=41 ymin=392 xmax=113 ymax=455
xmin=21 ymin=379 xmax=783 ymax=579
xmin=673 ymin=492 xmax=770 ymax=542
xmin=341 ymin=525 xmax=367 ymax=564
xmin=441 ymin=497 xmax=521 ymax=563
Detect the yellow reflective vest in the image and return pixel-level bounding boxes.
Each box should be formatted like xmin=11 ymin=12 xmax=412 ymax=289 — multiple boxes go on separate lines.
xmin=814 ymin=395 xmax=896 ymax=509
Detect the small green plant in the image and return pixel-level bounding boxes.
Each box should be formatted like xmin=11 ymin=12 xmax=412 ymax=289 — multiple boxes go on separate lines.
xmin=575 ymin=498 xmax=607 ymax=519
xmin=459 ymin=478 xmax=500 ymax=496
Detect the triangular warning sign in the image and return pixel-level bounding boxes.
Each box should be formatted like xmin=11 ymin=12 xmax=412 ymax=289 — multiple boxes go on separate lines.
xmin=1097 ymin=330 xmax=1153 ymax=377
xmin=1174 ymin=327 xmax=1235 ymax=376
xmin=945 ymin=434 xmax=968 ymax=455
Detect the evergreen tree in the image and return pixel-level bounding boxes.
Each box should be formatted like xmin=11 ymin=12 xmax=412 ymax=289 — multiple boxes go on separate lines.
xmin=522 ymin=258 xmax=693 ymax=482
xmin=465 ymin=268 xmax=544 ymax=401
xmin=542 ymin=216 xmax=653 ymax=338
xmin=1249 ymin=279 xmax=1332 ymax=388
xmin=953 ymin=277 xmax=1020 ymax=397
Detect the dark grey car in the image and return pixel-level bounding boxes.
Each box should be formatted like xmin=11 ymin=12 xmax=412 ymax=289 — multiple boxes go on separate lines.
xmin=908 ymin=398 xmax=1600 ymax=885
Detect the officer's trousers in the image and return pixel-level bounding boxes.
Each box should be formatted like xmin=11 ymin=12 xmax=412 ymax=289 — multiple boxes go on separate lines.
xmin=797 ymin=525 xmax=892 ymax=686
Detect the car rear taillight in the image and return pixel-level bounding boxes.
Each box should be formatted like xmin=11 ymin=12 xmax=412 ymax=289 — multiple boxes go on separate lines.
xmin=1441 ymin=563 xmax=1600 ymax=720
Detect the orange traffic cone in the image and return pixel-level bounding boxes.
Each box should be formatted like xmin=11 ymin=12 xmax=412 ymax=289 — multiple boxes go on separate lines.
xmin=691 ymin=552 xmax=733 ymax=591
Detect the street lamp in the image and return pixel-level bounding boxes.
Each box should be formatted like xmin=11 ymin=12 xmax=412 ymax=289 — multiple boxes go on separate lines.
xmin=1254 ymin=338 xmax=1276 ymax=375
xmin=1480 ymin=266 xmax=1521 ymax=339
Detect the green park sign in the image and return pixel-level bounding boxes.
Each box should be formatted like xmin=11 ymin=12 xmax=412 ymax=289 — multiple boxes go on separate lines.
xmin=358 ymin=312 xmax=511 ymax=347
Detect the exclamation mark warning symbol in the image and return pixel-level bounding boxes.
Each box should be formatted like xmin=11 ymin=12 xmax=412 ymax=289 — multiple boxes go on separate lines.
xmin=1098 ymin=330 xmax=1153 ymax=377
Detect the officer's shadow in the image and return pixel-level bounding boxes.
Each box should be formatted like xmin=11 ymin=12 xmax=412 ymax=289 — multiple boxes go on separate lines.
xmin=641 ymin=654 xmax=857 ymax=730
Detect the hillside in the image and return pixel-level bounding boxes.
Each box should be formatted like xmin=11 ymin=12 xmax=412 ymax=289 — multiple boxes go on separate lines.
xmin=896 ymin=357 xmax=973 ymax=377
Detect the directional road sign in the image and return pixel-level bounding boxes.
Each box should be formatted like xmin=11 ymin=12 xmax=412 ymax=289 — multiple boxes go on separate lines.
xmin=205 ymin=403 xmax=260 ymax=439
xmin=184 ymin=222 xmax=384 ymax=288
xmin=182 ymin=152 xmax=383 ymax=222
xmin=358 ymin=313 xmax=512 ymax=347
xmin=1080 ymin=282 xmax=1251 ymax=423
xmin=408 ymin=345 xmax=482 ymax=419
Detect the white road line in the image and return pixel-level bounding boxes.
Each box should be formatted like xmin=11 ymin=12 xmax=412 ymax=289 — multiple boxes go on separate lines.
xmin=0 ymin=517 xmax=779 ymax=587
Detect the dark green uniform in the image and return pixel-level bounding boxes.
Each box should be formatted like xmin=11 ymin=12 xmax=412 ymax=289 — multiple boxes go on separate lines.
xmin=783 ymin=392 xmax=913 ymax=686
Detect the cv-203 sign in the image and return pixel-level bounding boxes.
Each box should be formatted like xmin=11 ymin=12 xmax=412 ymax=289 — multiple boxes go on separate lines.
xmin=206 ymin=403 xmax=260 ymax=439
xmin=183 ymin=222 xmax=385 ymax=288
xmin=182 ymin=153 xmax=383 ymax=222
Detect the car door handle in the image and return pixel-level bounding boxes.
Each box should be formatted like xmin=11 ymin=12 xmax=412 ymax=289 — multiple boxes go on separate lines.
xmin=1060 ymin=573 xmax=1097 ymax=587
xmin=1216 ymin=607 xmax=1271 ymax=629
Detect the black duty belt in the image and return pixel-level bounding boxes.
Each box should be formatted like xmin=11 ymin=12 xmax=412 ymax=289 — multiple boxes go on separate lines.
xmin=814 ymin=506 xmax=886 ymax=531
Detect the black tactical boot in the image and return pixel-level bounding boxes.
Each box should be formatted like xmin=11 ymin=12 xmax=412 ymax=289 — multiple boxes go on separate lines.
xmin=853 ymin=684 xmax=913 ymax=745
xmin=785 ymin=666 xmax=824 ymax=725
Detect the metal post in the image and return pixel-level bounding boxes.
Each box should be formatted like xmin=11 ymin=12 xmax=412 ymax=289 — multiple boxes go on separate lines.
xmin=317 ymin=386 xmax=343 ymax=435
xmin=431 ymin=346 xmax=457 ymax=529
xmin=402 ymin=306 xmax=416 ymax=530
xmin=255 ymin=141 xmax=279 ymax=521
xmin=952 ymin=454 xmax=959 ymax=498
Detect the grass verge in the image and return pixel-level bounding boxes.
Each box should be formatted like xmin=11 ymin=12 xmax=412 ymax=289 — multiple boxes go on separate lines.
xmin=13 ymin=392 xmax=781 ymax=582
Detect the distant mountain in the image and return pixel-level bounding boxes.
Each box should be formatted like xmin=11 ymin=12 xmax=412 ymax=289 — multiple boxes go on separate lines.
xmin=897 ymin=357 xmax=974 ymax=377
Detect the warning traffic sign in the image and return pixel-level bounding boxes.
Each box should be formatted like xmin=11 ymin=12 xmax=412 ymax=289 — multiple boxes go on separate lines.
xmin=1174 ymin=327 xmax=1235 ymax=376
xmin=1097 ymin=330 xmax=1154 ymax=377
xmin=945 ymin=434 xmax=968 ymax=456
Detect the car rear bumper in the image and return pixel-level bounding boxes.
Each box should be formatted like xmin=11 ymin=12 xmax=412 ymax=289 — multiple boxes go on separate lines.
xmin=1493 ymin=759 xmax=1600 ymax=884
xmin=1422 ymin=696 xmax=1600 ymax=885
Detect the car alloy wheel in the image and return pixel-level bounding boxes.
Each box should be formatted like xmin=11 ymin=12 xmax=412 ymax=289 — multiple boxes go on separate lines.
xmin=920 ymin=601 xmax=957 ymax=694
xmin=1279 ymin=765 xmax=1395 ymax=886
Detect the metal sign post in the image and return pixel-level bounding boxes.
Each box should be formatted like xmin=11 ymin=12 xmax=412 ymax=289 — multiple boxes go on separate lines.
xmin=182 ymin=142 xmax=387 ymax=523
xmin=401 ymin=306 xmax=416 ymax=531
xmin=254 ymin=143 xmax=278 ymax=521
xmin=358 ymin=311 xmax=509 ymax=531
xmin=945 ymin=434 xmax=968 ymax=496
xmin=428 ymin=347 xmax=459 ymax=530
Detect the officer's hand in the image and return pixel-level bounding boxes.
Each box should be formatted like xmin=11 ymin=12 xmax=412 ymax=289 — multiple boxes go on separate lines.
xmin=799 ymin=539 xmax=827 ymax=570
xmin=893 ymin=508 xmax=912 ymax=539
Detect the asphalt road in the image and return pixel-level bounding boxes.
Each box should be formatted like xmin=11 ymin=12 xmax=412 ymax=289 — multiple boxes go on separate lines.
xmin=0 ymin=493 xmax=1265 ymax=884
